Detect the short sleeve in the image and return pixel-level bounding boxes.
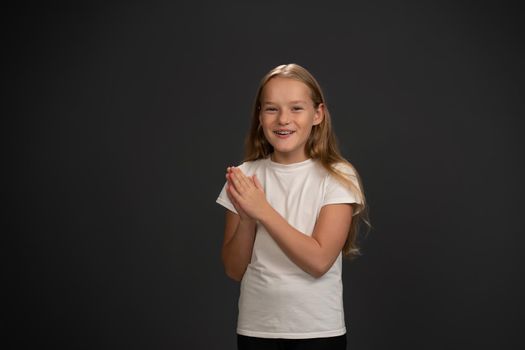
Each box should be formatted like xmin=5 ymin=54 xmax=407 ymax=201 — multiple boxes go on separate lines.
xmin=216 ymin=181 xmax=237 ymax=214
xmin=321 ymin=164 xmax=364 ymax=215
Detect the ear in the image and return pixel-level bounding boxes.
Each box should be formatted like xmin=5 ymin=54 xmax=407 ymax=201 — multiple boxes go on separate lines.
xmin=313 ymin=103 xmax=325 ymax=126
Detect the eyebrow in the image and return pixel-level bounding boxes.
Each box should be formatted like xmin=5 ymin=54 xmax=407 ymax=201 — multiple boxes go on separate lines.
xmin=262 ymin=100 xmax=308 ymax=105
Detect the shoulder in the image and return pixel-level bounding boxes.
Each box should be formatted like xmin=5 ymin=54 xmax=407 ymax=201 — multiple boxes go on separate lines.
xmin=325 ymin=161 xmax=363 ymax=195
xmin=331 ymin=161 xmax=358 ymax=178
xmin=315 ymin=161 xmax=359 ymax=183
xmin=307 ymin=160 xmax=357 ymax=179
xmin=236 ymin=158 xmax=268 ymax=174
xmin=321 ymin=161 xmax=364 ymax=205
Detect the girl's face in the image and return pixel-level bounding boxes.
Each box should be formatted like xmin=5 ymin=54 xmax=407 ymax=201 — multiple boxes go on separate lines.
xmin=259 ymin=77 xmax=324 ymax=164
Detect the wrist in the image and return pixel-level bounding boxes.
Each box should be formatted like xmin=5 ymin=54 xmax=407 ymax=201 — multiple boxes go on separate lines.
xmin=257 ymin=202 xmax=275 ymax=224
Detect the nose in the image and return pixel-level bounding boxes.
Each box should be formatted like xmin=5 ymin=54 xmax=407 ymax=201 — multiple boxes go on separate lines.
xmin=277 ymin=110 xmax=290 ymax=125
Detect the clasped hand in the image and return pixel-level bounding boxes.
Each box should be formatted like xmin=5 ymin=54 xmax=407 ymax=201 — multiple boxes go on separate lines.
xmin=226 ymin=167 xmax=269 ymax=222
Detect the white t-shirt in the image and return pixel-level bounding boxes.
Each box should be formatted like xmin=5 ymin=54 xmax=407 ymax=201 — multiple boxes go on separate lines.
xmin=216 ymin=156 xmax=363 ymax=339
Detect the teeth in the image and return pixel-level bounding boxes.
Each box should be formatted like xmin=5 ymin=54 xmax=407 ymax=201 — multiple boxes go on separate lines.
xmin=275 ymin=130 xmax=294 ymax=135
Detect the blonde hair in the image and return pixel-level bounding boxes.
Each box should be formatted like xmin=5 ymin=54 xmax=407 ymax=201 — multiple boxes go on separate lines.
xmin=244 ymin=63 xmax=371 ymax=258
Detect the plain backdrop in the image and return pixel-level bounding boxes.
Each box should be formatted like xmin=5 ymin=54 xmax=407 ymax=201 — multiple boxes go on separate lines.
xmin=3 ymin=1 xmax=524 ymax=349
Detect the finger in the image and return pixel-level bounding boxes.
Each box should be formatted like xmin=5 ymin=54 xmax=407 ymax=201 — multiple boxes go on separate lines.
xmin=227 ymin=172 xmax=243 ymax=191
xmin=227 ymin=182 xmax=242 ymax=203
xmin=226 ymin=166 xmax=234 ymax=180
xmin=233 ymin=167 xmax=253 ymax=190
xmin=228 ymin=172 xmax=243 ymax=192
xmin=226 ymin=166 xmax=235 ymax=180
xmin=226 ymin=186 xmax=241 ymax=211
xmin=227 ymin=195 xmax=243 ymax=217
xmin=226 ymin=185 xmax=234 ymax=203
xmin=226 ymin=186 xmax=241 ymax=210
xmin=231 ymin=168 xmax=249 ymax=192
xmin=232 ymin=166 xmax=244 ymax=175
xmin=226 ymin=172 xmax=234 ymax=184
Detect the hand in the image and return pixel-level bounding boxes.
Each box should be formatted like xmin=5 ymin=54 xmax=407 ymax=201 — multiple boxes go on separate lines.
xmin=226 ymin=167 xmax=269 ymax=222
xmin=225 ymin=168 xmax=252 ymax=222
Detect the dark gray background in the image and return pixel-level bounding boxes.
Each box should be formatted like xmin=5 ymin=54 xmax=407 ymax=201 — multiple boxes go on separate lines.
xmin=3 ymin=0 xmax=524 ymax=349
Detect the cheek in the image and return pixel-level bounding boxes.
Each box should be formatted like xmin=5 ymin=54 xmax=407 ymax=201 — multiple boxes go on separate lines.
xmin=259 ymin=123 xmax=272 ymax=141
xmin=263 ymin=129 xmax=275 ymax=143
xmin=301 ymin=121 xmax=316 ymax=139
xmin=260 ymin=119 xmax=273 ymax=134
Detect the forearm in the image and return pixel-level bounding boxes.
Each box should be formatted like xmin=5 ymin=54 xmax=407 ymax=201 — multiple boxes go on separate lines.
xmin=258 ymin=207 xmax=331 ymax=278
xmin=225 ymin=166 xmax=350 ymax=278
xmin=221 ymin=219 xmax=257 ymax=281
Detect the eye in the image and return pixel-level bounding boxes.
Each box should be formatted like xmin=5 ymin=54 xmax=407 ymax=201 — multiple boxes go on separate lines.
xmin=291 ymin=106 xmax=303 ymax=112
xmin=264 ymin=107 xmax=278 ymax=112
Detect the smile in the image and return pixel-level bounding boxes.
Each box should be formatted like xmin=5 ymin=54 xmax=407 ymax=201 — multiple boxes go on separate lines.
xmin=273 ymin=130 xmax=296 ymax=136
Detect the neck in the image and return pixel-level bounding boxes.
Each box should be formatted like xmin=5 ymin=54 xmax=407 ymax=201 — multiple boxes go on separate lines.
xmin=270 ymin=152 xmax=309 ymax=165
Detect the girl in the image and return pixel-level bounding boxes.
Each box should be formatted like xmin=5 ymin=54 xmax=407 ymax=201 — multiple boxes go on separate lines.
xmin=216 ymin=63 xmax=370 ymax=350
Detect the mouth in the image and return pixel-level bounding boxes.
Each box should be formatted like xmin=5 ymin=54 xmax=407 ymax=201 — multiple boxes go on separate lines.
xmin=273 ymin=130 xmax=296 ymax=137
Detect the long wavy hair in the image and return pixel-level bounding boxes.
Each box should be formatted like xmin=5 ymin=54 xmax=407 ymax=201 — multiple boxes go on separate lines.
xmin=243 ymin=63 xmax=371 ymax=258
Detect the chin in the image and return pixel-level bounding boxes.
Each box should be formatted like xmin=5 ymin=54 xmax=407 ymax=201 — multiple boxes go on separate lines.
xmin=270 ymin=144 xmax=295 ymax=153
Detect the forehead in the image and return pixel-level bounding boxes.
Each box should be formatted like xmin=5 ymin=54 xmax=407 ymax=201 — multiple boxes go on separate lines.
xmin=261 ymin=77 xmax=312 ymax=103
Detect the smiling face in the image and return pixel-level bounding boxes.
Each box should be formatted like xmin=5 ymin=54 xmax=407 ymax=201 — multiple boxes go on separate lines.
xmin=259 ymin=77 xmax=324 ymax=164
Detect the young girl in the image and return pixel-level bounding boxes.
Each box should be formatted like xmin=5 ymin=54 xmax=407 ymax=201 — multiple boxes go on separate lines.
xmin=216 ymin=63 xmax=370 ymax=350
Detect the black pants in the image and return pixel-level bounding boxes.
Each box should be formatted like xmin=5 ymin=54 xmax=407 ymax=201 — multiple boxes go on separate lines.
xmin=237 ymin=334 xmax=347 ymax=350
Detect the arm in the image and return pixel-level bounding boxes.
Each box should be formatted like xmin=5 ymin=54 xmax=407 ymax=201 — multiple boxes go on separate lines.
xmin=220 ymin=167 xmax=258 ymax=282
xmin=258 ymin=203 xmax=352 ymax=278
xmin=221 ymin=210 xmax=256 ymax=282
xmin=228 ymin=167 xmax=353 ymax=278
